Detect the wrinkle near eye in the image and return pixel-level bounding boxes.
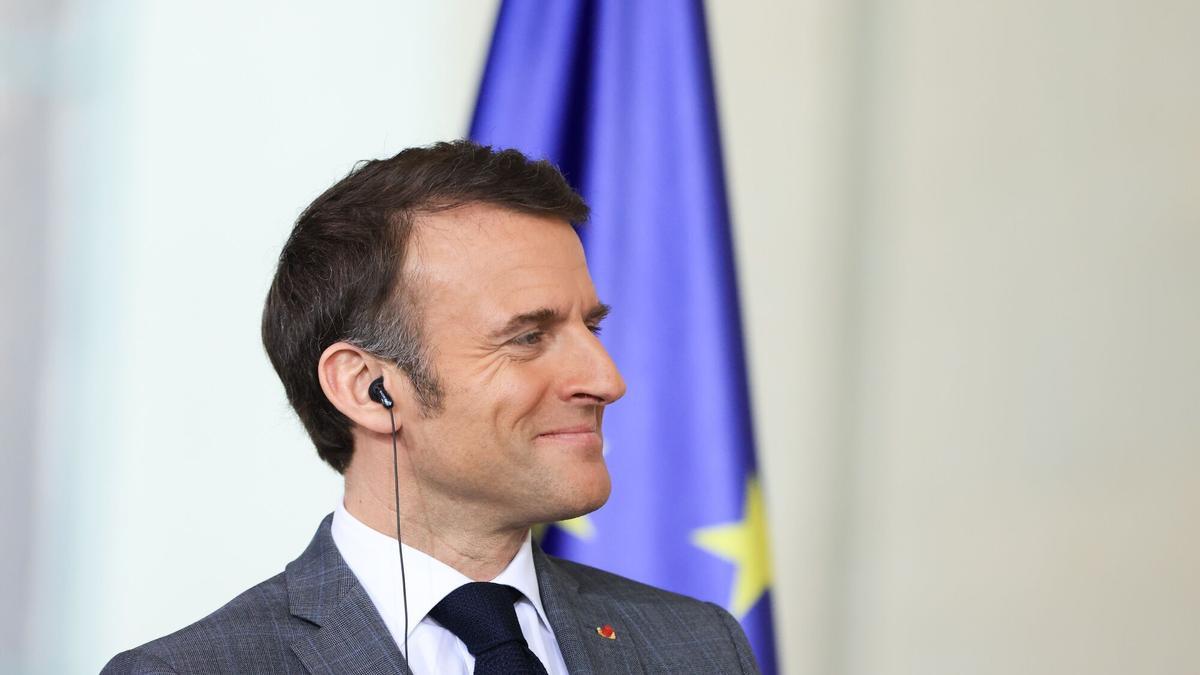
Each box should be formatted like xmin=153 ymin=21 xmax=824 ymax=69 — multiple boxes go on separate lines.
xmin=468 ymin=349 xmax=516 ymax=385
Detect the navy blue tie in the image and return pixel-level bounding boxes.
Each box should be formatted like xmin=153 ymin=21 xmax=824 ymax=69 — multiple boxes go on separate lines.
xmin=429 ymin=582 xmax=549 ymax=675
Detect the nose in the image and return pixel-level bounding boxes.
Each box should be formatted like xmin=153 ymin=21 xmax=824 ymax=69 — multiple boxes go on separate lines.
xmin=563 ymin=326 xmax=626 ymax=405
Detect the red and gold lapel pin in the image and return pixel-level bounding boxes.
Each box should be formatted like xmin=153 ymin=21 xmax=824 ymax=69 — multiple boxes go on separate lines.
xmin=595 ymin=624 xmax=617 ymax=640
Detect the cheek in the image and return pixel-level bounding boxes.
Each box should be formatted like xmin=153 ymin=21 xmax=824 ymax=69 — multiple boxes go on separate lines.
xmin=483 ymin=362 xmax=557 ymax=430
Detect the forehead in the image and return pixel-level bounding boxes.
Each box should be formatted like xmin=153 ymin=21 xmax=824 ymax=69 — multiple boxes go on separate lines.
xmin=404 ymin=203 xmax=596 ymax=318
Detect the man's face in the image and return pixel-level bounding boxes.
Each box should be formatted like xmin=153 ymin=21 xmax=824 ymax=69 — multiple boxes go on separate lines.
xmin=396 ymin=204 xmax=625 ymax=530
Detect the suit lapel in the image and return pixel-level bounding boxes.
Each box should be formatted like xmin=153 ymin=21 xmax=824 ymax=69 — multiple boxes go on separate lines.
xmin=287 ymin=514 xmax=412 ymax=675
xmin=284 ymin=516 xmax=644 ymax=674
xmin=533 ymin=544 xmax=645 ymax=675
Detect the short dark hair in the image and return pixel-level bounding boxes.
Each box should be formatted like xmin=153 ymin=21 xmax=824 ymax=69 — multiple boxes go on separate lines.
xmin=262 ymin=140 xmax=589 ymax=474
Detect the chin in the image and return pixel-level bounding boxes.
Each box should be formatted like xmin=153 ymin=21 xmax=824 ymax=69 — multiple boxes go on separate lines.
xmin=570 ymin=470 xmax=612 ymax=516
xmin=543 ymin=469 xmax=611 ymax=523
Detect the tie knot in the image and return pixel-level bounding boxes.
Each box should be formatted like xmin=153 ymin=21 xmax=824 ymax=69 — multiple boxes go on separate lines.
xmin=429 ymin=582 xmax=526 ymax=656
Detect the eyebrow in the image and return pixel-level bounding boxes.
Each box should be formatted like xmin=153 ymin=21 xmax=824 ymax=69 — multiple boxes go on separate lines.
xmin=585 ymin=303 xmax=611 ymax=325
xmin=489 ymin=302 xmax=612 ymax=339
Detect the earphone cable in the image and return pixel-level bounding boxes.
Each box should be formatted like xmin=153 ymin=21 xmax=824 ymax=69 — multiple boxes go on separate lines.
xmin=388 ymin=406 xmax=410 ymax=665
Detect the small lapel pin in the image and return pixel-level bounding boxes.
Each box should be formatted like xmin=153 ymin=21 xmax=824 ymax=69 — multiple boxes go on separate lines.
xmin=596 ymin=624 xmax=616 ymax=640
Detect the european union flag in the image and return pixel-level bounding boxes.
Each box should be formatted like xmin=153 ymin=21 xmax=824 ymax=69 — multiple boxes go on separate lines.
xmin=471 ymin=2 xmax=778 ymax=672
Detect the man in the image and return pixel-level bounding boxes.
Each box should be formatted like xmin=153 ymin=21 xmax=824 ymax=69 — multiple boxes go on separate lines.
xmin=103 ymin=141 xmax=759 ymax=674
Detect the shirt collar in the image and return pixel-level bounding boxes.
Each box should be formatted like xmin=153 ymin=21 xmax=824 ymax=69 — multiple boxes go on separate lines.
xmin=330 ymin=497 xmax=551 ymax=639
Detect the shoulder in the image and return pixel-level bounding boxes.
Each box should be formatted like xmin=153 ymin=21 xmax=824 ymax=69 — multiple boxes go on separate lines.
xmin=542 ymin=555 xmax=760 ymax=673
xmin=100 ymin=571 xmax=304 ymax=675
xmin=548 ymin=554 xmax=710 ymax=609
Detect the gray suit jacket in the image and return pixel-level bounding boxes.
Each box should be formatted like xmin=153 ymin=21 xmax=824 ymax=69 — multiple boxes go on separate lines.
xmin=102 ymin=514 xmax=760 ymax=674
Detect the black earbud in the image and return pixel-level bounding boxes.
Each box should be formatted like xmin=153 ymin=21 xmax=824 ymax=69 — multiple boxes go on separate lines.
xmin=368 ymin=376 xmax=394 ymax=409
xmin=368 ymin=373 xmax=407 ymax=657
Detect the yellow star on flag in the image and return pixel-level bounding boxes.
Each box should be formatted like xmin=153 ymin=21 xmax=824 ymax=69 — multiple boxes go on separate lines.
xmin=555 ymin=514 xmax=595 ymax=539
xmin=691 ymin=476 xmax=772 ymax=619
xmin=533 ymin=514 xmax=595 ymax=543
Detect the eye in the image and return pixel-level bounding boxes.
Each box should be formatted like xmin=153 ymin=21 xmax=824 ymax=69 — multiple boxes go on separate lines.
xmin=511 ymin=330 xmax=545 ymax=347
xmin=587 ymin=323 xmax=603 ymax=336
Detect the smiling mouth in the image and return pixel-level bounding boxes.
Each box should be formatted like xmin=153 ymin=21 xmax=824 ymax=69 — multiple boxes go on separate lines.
xmin=536 ymin=427 xmax=602 ymax=449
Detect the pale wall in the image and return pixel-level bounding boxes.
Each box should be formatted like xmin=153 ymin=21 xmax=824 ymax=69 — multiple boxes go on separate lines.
xmin=710 ymin=0 xmax=1200 ymax=673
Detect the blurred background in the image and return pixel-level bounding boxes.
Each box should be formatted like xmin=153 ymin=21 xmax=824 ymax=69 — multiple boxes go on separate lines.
xmin=3 ymin=1 xmax=1198 ymax=673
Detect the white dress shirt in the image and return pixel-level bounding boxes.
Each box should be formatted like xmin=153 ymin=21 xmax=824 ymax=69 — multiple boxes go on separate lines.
xmin=330 ymin=498 xmax=569 ymax=675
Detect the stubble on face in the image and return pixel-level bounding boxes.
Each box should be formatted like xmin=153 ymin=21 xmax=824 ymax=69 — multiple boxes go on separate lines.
xmin=391 ymin=204 xmax=624 ymax=539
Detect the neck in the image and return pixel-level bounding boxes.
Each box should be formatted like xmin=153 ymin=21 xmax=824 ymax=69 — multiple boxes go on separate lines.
xmin=342 ymin=449 xmax=528 ymax=581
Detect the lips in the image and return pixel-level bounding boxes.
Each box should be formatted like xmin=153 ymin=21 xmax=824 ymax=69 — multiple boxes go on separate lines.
xmin=539 ymin=424 xmax=598 ymax=436
xmin=536 ymin=424 xmax=603 ymax=449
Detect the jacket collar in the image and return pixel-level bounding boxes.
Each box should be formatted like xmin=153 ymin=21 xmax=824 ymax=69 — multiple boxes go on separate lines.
xmin=531 ymin=542 xmax=646 ymax=674
xmin=287 ymin=513 xmax=412 ymax=675
xmin=285 ymin=514 xmax=645 ymax=675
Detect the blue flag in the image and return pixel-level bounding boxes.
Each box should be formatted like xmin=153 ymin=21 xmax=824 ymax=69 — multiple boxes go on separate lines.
xmin=471 ymin=2 xmax=777 ymax=672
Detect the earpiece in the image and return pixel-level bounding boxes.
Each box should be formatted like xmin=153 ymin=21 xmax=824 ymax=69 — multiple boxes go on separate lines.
xmin=368 ymin=376 xmax=394 ymax=409
xmin=368 ymin=373 xmax=408 ymax=658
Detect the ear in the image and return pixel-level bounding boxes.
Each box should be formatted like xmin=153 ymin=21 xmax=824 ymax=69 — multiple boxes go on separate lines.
xmin=317 ymin=341 xmax=395 ymax=436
